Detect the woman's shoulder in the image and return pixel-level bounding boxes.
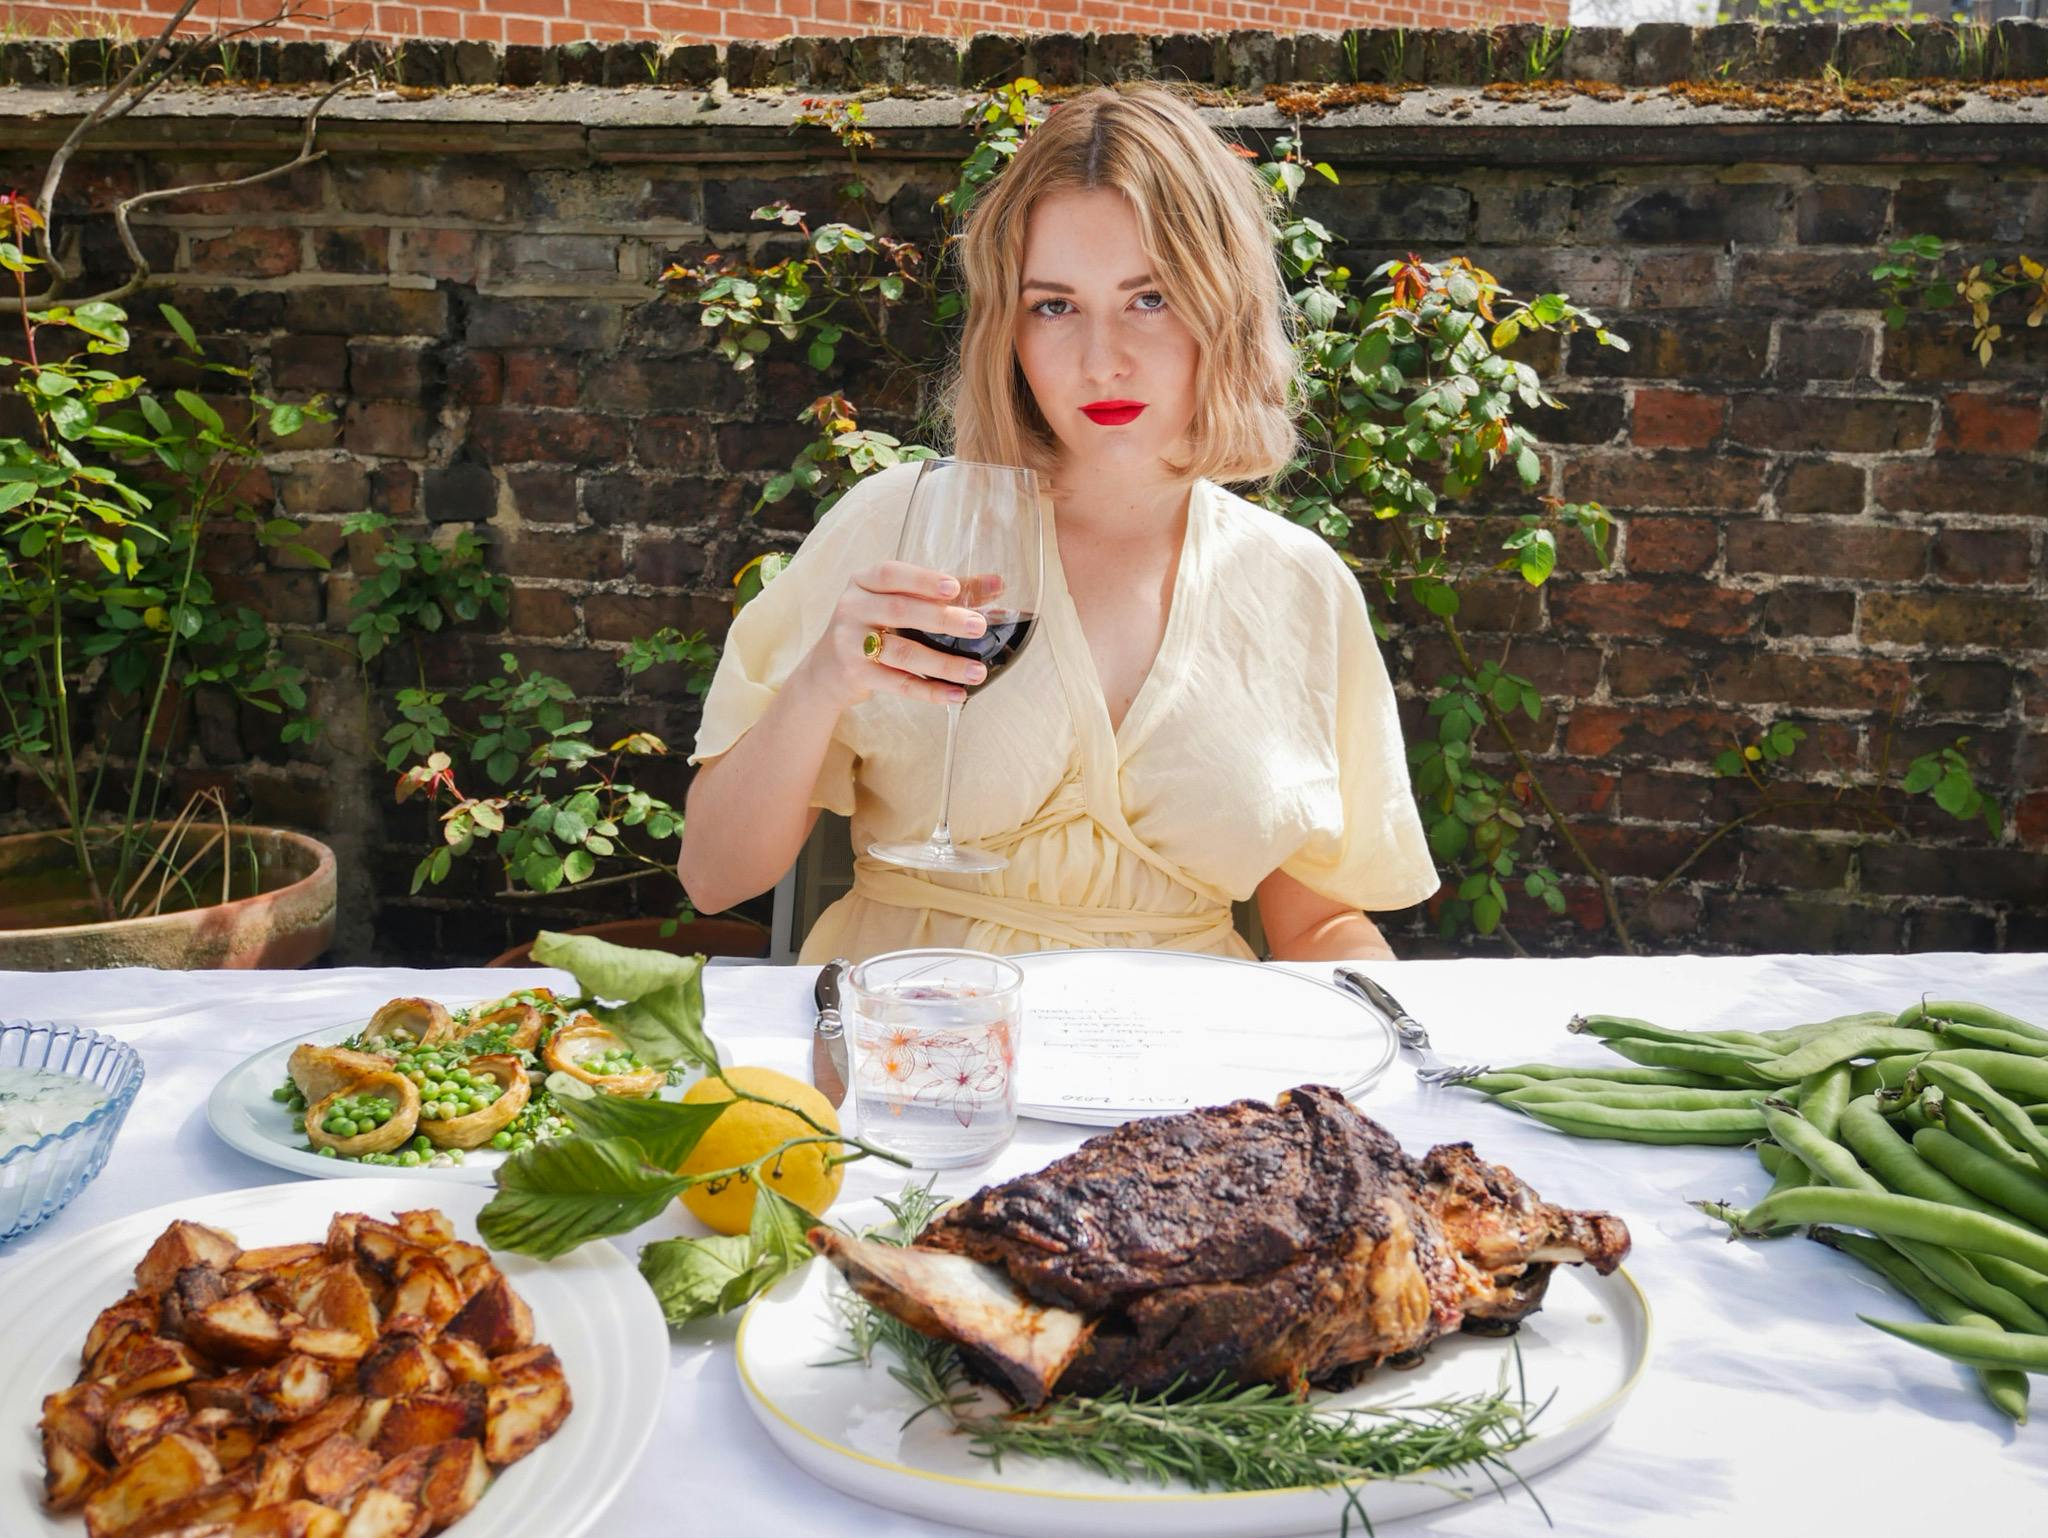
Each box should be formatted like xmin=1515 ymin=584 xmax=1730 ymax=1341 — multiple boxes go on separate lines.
xmin=1201 ymin=479 xmax=1357 ymax=604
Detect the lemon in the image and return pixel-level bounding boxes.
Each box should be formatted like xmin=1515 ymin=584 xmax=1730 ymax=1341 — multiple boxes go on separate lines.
xmin=678 ymin=1066 xmax=845 ymax=1235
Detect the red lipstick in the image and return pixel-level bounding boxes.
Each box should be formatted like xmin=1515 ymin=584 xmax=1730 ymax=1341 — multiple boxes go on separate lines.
xmin=1080 ymin=400 xmax=1146 ymax=426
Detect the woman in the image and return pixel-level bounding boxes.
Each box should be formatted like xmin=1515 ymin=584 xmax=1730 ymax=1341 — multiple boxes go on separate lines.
xmin=678 ymin=84 xmax=1438 ymax=964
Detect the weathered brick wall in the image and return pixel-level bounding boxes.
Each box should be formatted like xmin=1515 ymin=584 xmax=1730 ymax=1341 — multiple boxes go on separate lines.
xmin=0 ymin=25 xmax=2043 ymax=962
xmin=0 ymin=0 xmax=1566 ymax=50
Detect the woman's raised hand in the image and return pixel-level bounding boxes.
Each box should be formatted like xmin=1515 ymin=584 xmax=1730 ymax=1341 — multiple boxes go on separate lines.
xmin=799 ymin=561 xmax=992 ymax=708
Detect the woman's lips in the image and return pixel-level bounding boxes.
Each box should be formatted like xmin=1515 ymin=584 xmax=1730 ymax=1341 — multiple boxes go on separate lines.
xmin=1080 ymin=401 xmax=1146 ymax=426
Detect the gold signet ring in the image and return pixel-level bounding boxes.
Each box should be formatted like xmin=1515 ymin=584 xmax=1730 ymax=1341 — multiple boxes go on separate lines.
xmin=862 ymin=629 xmax=887 ymax=661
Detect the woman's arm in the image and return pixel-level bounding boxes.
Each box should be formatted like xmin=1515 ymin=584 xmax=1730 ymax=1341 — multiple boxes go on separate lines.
xmin=676 ymin=669 xmax=837 ymax=915
xmin=676 ymin=560 xmax=991 ymax=914
xmin=1255 ymin=867 xmax=1396 ymax=962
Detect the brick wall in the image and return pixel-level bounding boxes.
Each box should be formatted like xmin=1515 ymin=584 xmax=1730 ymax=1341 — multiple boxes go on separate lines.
xmin=1 ymin=0 xmax=1566 ymax=50
xmin=0 ymin=26 xmax=2044 ymax=962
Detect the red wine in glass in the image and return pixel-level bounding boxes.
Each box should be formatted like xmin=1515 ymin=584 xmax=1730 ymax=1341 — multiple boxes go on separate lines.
xmin=899 ymin=611 xmax=1037 ymax=696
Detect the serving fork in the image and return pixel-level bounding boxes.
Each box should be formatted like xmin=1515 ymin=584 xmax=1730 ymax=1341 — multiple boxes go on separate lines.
xmin=1331 ymin=968 xmax=1472 ymax=1086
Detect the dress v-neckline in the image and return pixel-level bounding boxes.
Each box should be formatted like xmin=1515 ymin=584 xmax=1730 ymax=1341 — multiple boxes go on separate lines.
xmin=1042 ymin=480 xmax=1208 ymax=766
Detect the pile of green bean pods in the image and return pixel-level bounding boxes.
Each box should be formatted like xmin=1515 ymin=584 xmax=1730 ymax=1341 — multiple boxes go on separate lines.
xmin=1454 ymin=998 xmax=2048 ymax=1423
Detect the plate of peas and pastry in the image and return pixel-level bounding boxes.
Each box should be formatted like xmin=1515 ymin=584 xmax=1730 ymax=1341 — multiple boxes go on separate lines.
xmin=206 ymin=987 xmax=700 ymax=1183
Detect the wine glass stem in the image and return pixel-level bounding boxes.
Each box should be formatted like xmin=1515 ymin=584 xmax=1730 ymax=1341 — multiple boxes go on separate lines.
xmin=929 ymin=699 xmax=964 ymax=851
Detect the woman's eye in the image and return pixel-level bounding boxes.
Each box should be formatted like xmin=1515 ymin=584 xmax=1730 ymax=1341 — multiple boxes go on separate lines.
xmin=1133 ymin=291 xmax=1167 ymax=312
xmin=1030 ymin=298 xmax=1072 ymax=318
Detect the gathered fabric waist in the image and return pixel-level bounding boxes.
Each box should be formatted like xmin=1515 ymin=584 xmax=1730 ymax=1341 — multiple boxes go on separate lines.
xmin=849 ymin=860 xmax=1238 ymax=952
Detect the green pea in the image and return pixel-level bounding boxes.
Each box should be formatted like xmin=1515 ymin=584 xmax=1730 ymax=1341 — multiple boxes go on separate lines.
xmin=317 ymin=1146 xmax=338 ymax=1158
xmin=399 ymin=1150 xmax=421 ymax=1167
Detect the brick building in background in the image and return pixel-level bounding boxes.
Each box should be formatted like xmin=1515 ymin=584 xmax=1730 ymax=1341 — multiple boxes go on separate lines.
xmin=3 ymin=0 xmax=1566 ymax=47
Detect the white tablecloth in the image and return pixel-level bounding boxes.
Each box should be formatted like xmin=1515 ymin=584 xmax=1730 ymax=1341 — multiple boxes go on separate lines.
xmin=7 ymin=952 xmax=2048 ymax=1534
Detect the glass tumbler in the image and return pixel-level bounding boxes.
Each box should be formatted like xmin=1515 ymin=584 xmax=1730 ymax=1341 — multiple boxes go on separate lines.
xmin=845 ymin=949 xmax=1025 ymax=1169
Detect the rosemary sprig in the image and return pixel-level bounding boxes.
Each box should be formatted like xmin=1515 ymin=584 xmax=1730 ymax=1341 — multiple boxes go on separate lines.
xmin=821 ymin=1184 xmax=1550 ymax=1536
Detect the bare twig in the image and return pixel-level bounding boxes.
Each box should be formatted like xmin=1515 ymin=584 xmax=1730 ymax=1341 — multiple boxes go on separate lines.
xmin=30 ymin=0 xmax=206 ymax=280
xmin=6 ymin=70 xmax=358 ymax=315
xmin=6 ymin=4 xmax=351 ymax=314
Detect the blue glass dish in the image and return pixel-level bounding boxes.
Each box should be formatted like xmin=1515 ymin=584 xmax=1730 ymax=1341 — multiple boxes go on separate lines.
xmin=0 ymin=1021 xmax=145 ymax=1244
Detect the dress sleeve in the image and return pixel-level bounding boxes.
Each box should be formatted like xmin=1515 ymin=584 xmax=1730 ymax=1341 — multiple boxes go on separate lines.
xmin=1278 ymin=562 xmax=1441 ymax=914
xmin=688 ymin=463 xmax=918 ymax=816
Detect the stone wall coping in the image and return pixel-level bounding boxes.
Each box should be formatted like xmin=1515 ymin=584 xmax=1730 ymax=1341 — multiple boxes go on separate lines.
xmin=0 ymin=21 xmax=2045 ymax=96
xmin=2 ymin=79 xmax=2045 ymax=167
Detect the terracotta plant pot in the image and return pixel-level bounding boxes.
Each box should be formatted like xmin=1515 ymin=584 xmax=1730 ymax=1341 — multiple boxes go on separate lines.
xmin=0 ymin=825 xmax=337 ymax=971
xmin=487 ymin=915 xmax=770 ymax=969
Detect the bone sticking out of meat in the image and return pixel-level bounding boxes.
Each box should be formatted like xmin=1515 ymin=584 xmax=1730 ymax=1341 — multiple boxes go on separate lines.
xmin=809 ymin=1084 xmax=1630 ymax=1406
xmin=808 ymin=1230 xmax=1094 ymax=1408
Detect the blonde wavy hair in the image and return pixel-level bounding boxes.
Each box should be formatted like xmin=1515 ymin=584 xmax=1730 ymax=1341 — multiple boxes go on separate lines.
xmin=940 ymin=84 xmax=1299 ymax=487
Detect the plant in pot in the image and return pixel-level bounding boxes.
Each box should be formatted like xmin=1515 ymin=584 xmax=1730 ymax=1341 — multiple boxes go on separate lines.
xmin=0 ymin=6 xmax=356 ymax=969
xmin=0 ymin=257 xmax=342 ymax=966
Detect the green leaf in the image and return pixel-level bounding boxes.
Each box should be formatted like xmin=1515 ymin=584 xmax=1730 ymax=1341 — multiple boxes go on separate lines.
xmin=475 ymin=1136 xmax=687 ymax=1260
xmin=1514 ymin=444 xmax=1542 ymax=486
xmin=750 ymin=1185 xmax=821 ymax=1272
xmin=173 ymin=389 xmax=223 ymax=434
xmin=530 ymin=931 xmax=717 ymax=1071
xmin=268 ymin=402 xmax=305 ymax=438
xmin=1933 ymin=769 xmax=1975 ymax=817
xmin=807 ymin=339 xmax=836 ymax=370
xmin=160 ymin=303 xmax=200 ymax=353
xmin=1472 ymin=893 xmax=1504 ymax=934
xmin=1427 ymin=816 xmax=1469 ymax=862
xmin=562 ymin=847 xmax=596 ymax=884
xmin=0 ymin=480 xmax=35 ymax=513
xmin=1901 ymin=757 xmax=1942 ymax=795
xmin=638 ymin=1234 xmax=764 ymax=1327
xmin=557 ymin=1093 xmax=728 ymax=1170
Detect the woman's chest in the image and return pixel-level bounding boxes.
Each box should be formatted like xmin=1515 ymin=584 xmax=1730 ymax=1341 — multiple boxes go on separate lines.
xmin=1058 ymin=532 xmax=1181 ymax=735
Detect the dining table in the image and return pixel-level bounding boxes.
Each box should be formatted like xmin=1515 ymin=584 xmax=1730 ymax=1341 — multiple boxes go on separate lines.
xmin=6 ymin=948 xmax=2048 ymax=1536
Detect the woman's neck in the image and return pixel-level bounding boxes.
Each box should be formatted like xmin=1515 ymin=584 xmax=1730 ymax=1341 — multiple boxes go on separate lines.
xmin=1048 ymin=462 xmax=1195 ymax=544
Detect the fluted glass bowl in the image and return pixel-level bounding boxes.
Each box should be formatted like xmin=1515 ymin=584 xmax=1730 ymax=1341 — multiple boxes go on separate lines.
xmin=0 ymin=1021 xmax=145 ymax=1245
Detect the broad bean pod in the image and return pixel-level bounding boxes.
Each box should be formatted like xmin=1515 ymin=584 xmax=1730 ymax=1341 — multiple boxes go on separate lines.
xmin=1911 ymin=1061 xmax=2048 ymax=1178
xmin=1893 ymin=1000 xmax=2048 ymax=1041
xmin=1915 ymin=1126 xmax=2048 ymax=1232
xmin=1752 ymin=1027 xmax=1947 ymax=1084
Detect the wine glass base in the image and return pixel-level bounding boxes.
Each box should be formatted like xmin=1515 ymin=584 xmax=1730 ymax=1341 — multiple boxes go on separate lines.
xmin=866 ymin=839 xmax=1009 ymax=875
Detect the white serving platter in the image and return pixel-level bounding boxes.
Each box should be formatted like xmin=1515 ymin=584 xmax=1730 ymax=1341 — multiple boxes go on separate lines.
xmin=0 ymin=1177 xmax=669 ymax=1538
xmin=735 ymin=1226 xmax=1649 ymax=1538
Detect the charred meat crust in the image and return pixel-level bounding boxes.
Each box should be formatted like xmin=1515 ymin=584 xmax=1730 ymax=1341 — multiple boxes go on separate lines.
xmin=826 ymin=1085 xmax=1630 ymax=1404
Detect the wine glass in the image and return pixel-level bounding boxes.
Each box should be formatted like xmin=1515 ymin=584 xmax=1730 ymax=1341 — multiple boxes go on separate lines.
xmin=867 ymin=458 xmax=1044 ymax=875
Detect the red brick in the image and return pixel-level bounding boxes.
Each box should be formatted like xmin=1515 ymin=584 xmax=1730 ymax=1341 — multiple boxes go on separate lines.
xmin=501 ymin=351 xmax=583 ymax=407
xmin=1619 ymin=769 xmax=1717 ymax=823
xmin=585 ymin=592 xmax=717 ymax=643
xmin=1861 ymin=592 xmax=2048 ymax=650
xmin=344 ymin=400 xmax=434 ymax=458
xmin=1704 ymin=895 xmax=1903 ymax=954
xmin=311 ymin=226 xmax=389 ymax=275
xmin=1562 ymin=704 xmax=1750 ymax=763
xmin=496 ymin=528 xmax=628 ymax=582
xmin=393 ymin=227 xmax=481 ymax=284
xmin=1631 ymin=389 xmax=1724 ymax=450
xmin=1552 ymin=580 xmax=1759 ymax=641
xmin=470 ymin=408 xmax=631 ymax=466
xmin=1938 ymin=392 xmax=2044 ymax=455
xmin=1606 ymin=645 xmax=1697 ymax=697
xmin=1560 ymin=452 xmax=1768 ymax=512
xmin=188 ymin=226 xmax=300 ymax=278
xmin=271 ymin=335 xmax=349 ymax=393
xmin=634 ymin=416 xmax=717 ymax=472
xmin=1773 ymin=459 xmax=1867 ymax=517
xmin=1932 ymin=528 xmax=2036 ymax=587
xmin=1725 ymin=521 xmax=1929 ymax=582
xmin=1727 ymin=394 xmax=1935 ymax=454
xmin=1629 ymin=250 xmax=1722 ymax=309
xmin=2018 ymin=792 xmax=2048 ymax=851
xmin=1625 ymin=517 xmax=1718 ymax=574
xmin=1874 ymin=458 xmax=2047 ymax=517
xmin=506 ymin=586 xmax=580 ymax=639
xmin=1706 ymin=653 xmax=1912 ymax=711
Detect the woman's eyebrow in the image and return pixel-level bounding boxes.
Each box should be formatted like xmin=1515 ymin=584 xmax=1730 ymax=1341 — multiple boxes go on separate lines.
xmin=1019 ymin=273 xmax=1156 ymax=294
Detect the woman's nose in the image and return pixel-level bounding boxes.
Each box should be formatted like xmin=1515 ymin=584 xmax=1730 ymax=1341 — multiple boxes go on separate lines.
xmin=1079 ymin=318 xmax=1131 ymax=385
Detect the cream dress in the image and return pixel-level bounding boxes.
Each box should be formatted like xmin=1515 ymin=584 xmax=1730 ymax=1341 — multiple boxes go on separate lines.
xmin=690 ymin=460 xmax=1440 ymax=964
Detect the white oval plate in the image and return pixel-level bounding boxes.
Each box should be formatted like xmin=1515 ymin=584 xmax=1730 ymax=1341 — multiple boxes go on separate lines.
xmin=0 ymin=1177 xmax=668 ymax=1538
xmin=206 ymin=1018 xmax=718 ymax=1183
xmin=1010 ymin=950 xmax=1400 ymax=1127
xmin=738 ymin=1242 xmax=1649 ymax=1538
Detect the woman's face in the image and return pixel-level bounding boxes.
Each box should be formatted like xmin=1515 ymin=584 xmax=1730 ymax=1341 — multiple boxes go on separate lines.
xmin=1011 ymin=187 xmax=1200 ymax=484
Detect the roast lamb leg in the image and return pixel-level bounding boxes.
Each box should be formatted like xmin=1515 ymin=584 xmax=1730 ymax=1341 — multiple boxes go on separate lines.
xmin=810 ymin=1084 xmax=1629 ymax=1408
